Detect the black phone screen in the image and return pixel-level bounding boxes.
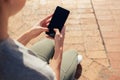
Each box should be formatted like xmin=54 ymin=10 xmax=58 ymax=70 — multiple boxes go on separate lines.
xmin=46 ymin=6 xmax=70 ymax=38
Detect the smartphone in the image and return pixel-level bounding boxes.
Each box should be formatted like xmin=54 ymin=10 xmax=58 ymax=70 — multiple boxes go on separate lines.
xmin=46 ymin=6 xmax=70 ymax=38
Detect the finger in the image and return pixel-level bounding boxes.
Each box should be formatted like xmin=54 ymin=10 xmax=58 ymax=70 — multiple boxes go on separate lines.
xmin=43 ymin=28 xmax=49 ymax=31
xmin=46 ymin=35 xmax=54 ymax=40
xmin=37 ymin=14 xmax=53 ymax=26
xmin=44 ymin=20 xmax=51 ymax=27
xmin=54 ymin=28 xmax=60 ymax=35
xmin=46 ymin=20 xmax=51 ymax=24
xmin=40 ymin=19 xmax=51 ymax=27
xmin=44 ymin=14 xmax=53 ymax=21
xmin=40 ymin=21 xmax=44 ymax=26
xmin=43 ymin=24 xmax=49 ymax=28
xmin=61 ymin=26 xmax=66 ymax=35
xmin=61 ymin=26 xmax=66 ymax=32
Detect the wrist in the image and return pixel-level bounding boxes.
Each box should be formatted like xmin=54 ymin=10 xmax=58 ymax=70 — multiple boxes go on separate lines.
xmin=29 ymin=29 xmax=42 ymax=38
xmin=25 ymin=30 xmax=34 ymax=39
xmin=55 ymin=46 xmax=63 ymax=53
xmin=17 ymin=31 xmax=33 ymax=45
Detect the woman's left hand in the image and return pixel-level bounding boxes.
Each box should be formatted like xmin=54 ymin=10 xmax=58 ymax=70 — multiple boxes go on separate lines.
xmin=29 ymin=14 xmax=52 ymax=38
xmin=17 ymin=14 xmax=52 ymax=45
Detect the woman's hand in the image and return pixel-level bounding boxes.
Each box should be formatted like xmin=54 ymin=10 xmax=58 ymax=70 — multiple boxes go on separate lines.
xmin=54 ymin=26 xmax=65 ymax=55
xmin=17 ymin=14 xmax=52 ymax=45
xmin=49 ymin=26 xmax=66 ymax=80
xmin=30 ymin=14 xmax=52 ymax=38
xmin=40 ymin=14 xmax=52 ymax=27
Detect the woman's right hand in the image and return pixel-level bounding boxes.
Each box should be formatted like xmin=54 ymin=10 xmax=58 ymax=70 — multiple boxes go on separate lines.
xmin=49 ymin=26 xmax=66 ymax=80
xmin=54 ymin=26 xmax=65 ymax=55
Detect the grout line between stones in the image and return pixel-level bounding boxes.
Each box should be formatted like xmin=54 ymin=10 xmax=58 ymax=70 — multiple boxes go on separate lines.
xmin=90 ymin=0 xmax=112 ymax=67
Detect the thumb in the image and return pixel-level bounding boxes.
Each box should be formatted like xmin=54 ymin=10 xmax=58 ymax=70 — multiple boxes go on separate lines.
xmin=41 ymin=28 xmax=48 ymax=32
xmin=54 ymin=28 xmax=60 ymax=35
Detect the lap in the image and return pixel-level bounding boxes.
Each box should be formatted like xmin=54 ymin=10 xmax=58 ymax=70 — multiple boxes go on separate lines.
xmin=30 ymin=39 xmax=78 ymax=80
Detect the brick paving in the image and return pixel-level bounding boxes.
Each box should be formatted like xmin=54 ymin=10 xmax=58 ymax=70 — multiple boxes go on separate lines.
xmin=8 ymin=0 xmax=120 ymax=80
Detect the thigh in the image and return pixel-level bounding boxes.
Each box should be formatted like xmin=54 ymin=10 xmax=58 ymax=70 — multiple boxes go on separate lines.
xmin=60 ymin=50 xmax=78 ymax=80
xmin=30 ymin=38 xmax=55 ymax=63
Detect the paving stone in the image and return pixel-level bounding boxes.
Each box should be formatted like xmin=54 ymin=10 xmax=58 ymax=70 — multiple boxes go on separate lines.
xmin=92 ymin=0 xmax=107 ymax=4
xmin=108 ymin=53 xmax=120 ymax=70
xmin=78 ymin=75 xmax=89 ymax=80
xmin=84 ymin=62 xmax=107 ymax=80
xmin=79 ymin=0 xmax=91 ymax=4
xmin=100 ymin=25 xmax=119 ymax=31
xmin=79 ymin=13 xmax=95 ymax=19
xmin=109 ymin=5 xmax=120 ymax=9
xmin=83 ymin=30 xmax=100 ymax=37
xmin=77 ymin=3 xmax=92 ymax=9
xmin=94 ymin=5 xmax=109 ymax=10
xmin=97 ymin=67 xmax=112 ymax=80
xmin=77 ymin=8 xmax=94 ymax=14
xmin=109 ymin=75 xmax=120 ymax=80
xmin=106 ymin=44 xmax=120 ymax=52
xmin=102 ymin=31 xmax=120 ymax=38
xmin=94 ymin=59 xmax=110 ymax=67
xmin=81 ymin=54 xmax=93 ymax=71
xmin=108 ymin=52 xmax=120 ymax=61
xmin=64 ymin=36 xmax=84 ymax=44
xmin=65 ymin=31 xmax=83 ymax=37
xmin=95 ymin=10 xmax=111 ymax=15
xmin=97 ymin=15 xmax=113 ymax=20
xmin=98 ymin=20 xmax=116 ymax=27
xmin=86 ymin=51 xmax=107 ymax=58
xmin=63 ymin=44 xmax=85 ymax=52
xmin=69 ymin=14 xmax=81 ymax=20
xmin=104 ymin=38 xmax=120 ymax=45
xmin=110 ymin=14 xmax=120 ymax=20
xmin=68 ymin=19 xmax=80 ymax=25
xmin=80 ymin=18 xmax=97 ymax=25
xmin=111 ymin=10 xmax=120 ymax=15
xmin=61 ymin=0 xmax=77 ymax=4
xmin=84 ymin=37 xmax=105 ymax=51
xmin=62 ymin=4 xmax=77 ymax=10
xmin=80 ymin=24 xmax=98 ymax=31
xmin=66 ymin=24 xmax=82 ymax=30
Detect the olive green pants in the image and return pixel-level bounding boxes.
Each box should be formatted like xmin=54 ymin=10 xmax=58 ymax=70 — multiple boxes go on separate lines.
xmin=30 ymin=38 xmax=78 ymax=80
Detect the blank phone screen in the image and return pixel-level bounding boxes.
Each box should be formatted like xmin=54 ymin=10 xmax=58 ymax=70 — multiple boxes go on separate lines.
xmin=46 ymin=6 xmax=70 ymax=37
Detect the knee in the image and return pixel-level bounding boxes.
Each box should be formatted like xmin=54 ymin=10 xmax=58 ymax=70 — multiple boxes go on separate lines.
xmin=66 ymin=49 xmax=78 ymax=56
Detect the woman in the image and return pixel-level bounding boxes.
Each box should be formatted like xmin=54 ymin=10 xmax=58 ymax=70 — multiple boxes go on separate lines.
xmin=0 ymin=0 xmax=82 ymax=80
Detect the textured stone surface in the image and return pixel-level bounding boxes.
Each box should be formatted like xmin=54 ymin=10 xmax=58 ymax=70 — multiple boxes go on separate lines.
xmin=86 ymin=51 xmax=107 ymax=58
xmin=92 ymin=0 xmax=120 ymax=79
